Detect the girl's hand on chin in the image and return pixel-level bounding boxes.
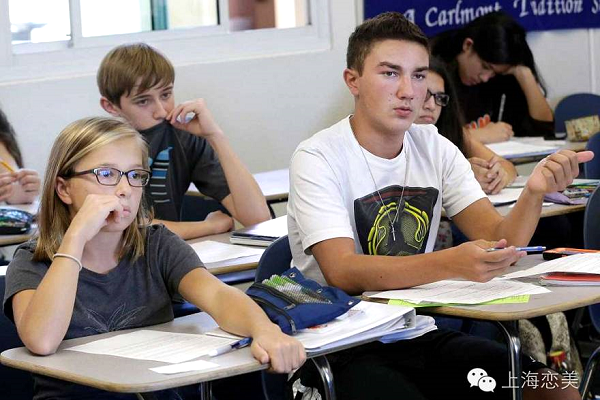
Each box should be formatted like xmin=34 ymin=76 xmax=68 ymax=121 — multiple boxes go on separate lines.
xmin=68 ymin=194 xmax=125 ymax=243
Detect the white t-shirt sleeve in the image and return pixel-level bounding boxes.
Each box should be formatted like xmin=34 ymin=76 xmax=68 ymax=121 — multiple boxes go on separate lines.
xmin=289 ymin=149 xmax=355 ymax=251
xmin=441 ymin=140 xmax=487 ymax=217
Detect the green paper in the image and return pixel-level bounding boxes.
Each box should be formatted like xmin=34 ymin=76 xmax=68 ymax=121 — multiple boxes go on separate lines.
xmin=387 ymin=295 xmax=530 ymax=308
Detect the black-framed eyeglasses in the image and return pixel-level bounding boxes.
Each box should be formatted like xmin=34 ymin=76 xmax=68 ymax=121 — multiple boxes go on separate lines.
xmin=425 ymin=90 xmax=450 ymax=107
xmin=63 ymin=167 xmax=151 ymax=187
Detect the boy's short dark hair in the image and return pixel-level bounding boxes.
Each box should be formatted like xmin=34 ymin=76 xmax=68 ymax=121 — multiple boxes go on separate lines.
xmin=97 ymin=43 xmax=175 ymax=106
xmin=347 ymin=12 xmax=428 ymax=75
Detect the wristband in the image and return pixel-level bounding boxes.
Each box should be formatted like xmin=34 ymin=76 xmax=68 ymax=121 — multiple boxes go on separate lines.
xmin=53 ymin=253 xmax=83 ymax=271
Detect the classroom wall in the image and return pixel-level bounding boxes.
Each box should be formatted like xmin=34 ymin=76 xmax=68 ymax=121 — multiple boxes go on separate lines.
xmin=0 ymin=0 xmax=359 ymax=178
xmin=0 ymin=1 xmax=599 ymax=180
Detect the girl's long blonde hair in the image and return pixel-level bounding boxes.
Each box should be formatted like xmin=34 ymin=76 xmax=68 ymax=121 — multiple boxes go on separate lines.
xmin=33 ymin=117 xmax=152 ymax=262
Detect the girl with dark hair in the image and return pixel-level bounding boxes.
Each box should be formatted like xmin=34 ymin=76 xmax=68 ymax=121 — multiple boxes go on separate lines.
xmin=0 ymin=108 xmax=40 ymax=203
xmin=431 ymin=11 xmax=554 ymax=144
xmin=416 ymin=57 xmax=517 ymax=194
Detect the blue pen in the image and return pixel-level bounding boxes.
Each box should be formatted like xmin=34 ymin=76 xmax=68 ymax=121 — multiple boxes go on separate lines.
xmin=208 ymin=337 xmax=252 ymax=357
xmin=486 ymin=246 xmax=546 ymax=253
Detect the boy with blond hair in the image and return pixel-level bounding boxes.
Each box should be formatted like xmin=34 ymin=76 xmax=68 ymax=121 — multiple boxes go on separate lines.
xmin=98 ymin=43 xmax=270 ymax=239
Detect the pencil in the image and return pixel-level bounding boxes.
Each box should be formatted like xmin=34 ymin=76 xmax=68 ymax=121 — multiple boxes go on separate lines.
xmin=0 ymin=160 xmax=15 ymax=173
xmin=498 ymin=93 xmax=506 ymax=122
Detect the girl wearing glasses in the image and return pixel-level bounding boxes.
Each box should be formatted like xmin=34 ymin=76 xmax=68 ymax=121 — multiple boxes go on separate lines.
xmin=416 ymin=57 xmax=517 ymax=195
xmin=431 ymin=11 xmax=554 ymax=144
xmin=2 ymin=117 xmax=305 ymax=399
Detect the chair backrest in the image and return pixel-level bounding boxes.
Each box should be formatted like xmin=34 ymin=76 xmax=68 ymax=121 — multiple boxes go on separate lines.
xmin=554 ymin=93 xmax=600 ymax=134
xmin=253 ymin=236 xmax=293 ymax=400
xmin=0 ymin=274 xmax=34 ymax=399
xmin=255 ymin=235 xmax=292 ymax=283
xmin=584 ymin=186 xmax=600 ymax=250
xmin=584 ymin=134 xmax=600 ymax=179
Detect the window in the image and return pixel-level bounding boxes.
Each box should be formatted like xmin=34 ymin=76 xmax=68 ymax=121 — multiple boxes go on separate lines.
xmin=0 ymin=0 xmax=326 ymax=82
xmin=9 ymin=0 xmax=310 ymax=47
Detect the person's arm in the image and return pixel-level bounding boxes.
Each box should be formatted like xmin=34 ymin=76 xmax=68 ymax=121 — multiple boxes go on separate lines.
xmin=468 ymin=122 xmax=514 ymax=144
xmin=465 ymin=131 xmax=517 ymax=194
xmin=311 ymin=237 xmax=522 ymax=294
xmin=11 ymin=194 xmax=126 ymax=355
xmin=178 ymin=268 xmax=306 ymax=373
xmin=154 ymin=210 xmax=233 ymax=240
xmin=453 ymin=150 xmax=594 ymax=246
xmin=167 ymin=99 xmax=270 ymax=226
xmin=507 ymin=66 xmax=553 ymax=122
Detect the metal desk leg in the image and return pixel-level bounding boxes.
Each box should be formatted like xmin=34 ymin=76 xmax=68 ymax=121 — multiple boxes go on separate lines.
xmin=311 ymin=356 xmax=336 ymax=400
xmin=496 ymin=321 xmax=522 ymax=400
xmin=199 ymin=382 xmax=212 ymax=400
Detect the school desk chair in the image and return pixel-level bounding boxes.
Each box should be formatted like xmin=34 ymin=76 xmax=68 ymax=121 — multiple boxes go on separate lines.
xmin=554 ymin=93 xmax=600 ymax=136
xmin=254 ymin=235 xmax=336 ymax=400
xmin=584 ymin=133 xmax=600 ymax=179
xmin=577 ymin=186 xmax=600 ymax=398
xmin=0 ymin=273 xmax=34 ymax=400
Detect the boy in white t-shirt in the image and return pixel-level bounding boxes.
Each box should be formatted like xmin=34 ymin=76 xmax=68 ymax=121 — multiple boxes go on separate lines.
xmin=288 ymin=12 xmax=592 ymax=400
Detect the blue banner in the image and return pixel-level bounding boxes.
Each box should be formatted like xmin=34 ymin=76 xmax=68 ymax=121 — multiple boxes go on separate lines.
xmin=365 ymin=0 xmax=600 ymax=36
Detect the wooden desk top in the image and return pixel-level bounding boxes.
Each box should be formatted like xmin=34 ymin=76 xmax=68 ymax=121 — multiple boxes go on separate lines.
xmin=495 ymin=202 xmax=586 ymax=218
xmin=0 ymin=311 xmax=380 ymax=394
xmin=187 ymin=168 xmax=289 ymax=203
xmin=187 ymin=232 xmax=263 ymax=275
xmin=416 ymin=255 xmax=600 ymax=321
xmin=0 ymin=313 xmax=266 ymax=393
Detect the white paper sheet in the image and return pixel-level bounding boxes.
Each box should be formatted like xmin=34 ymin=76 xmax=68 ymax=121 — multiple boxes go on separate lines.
xmin=503 ymin=253 xmax=600 ymax=279
xmin=66 ymin=330 xmax=237 ymax=364
xmin=190 ymin=240 xmax=264 ymax=264
xmin=150 ymin=359 xmax=220 ymax=374
xmin=488 ymin=188 xmax=523 ymax=205
xmin=368 ymin=279 xmax=549 ymax=305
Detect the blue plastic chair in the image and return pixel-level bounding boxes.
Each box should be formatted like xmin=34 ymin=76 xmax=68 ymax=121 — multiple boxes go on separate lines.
xmin=577 ymin=187 xmax=600 ymax=397
xmin=585 ymin=134 xmax=600 ymax=179
xmin=554 ymin=93 xmax=600 ymax=135
xmin=0 ymin=274 xmax=35 ymax=399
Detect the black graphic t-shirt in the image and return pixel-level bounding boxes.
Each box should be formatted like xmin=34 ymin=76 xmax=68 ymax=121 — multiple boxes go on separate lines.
xmin=354 ymin=185 xmax=439 ymax=256
xmin=140 ymin=121 xmax=230 ymax=221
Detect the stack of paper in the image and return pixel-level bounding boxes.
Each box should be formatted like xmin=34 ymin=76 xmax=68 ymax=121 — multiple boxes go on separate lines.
xmin=488 ymin=188 xmax=523 ymax=206
xmin=189 ymin=240 xmax=264 ymax=264
xmin=367 ymin=279 xmax=550 ymax=305
xmin=502 ymin=253 xmax=600 ymax=280
xmin=66 ymin=330 xmax=237 ymax=364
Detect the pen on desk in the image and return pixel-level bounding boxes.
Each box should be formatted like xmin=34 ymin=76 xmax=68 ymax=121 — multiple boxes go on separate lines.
xmin=498 ymin=93 xmax=506 ymax=122
xmin=208 ymin=337 xmax=252 ymax=357
xmin=486 ymin=246 xmax=546 ymax=253
xmin=0 ymin=160 xmax=15 ymax=173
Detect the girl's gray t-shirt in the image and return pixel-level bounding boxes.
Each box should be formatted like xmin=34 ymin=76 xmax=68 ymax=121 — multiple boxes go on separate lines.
xmin=3 ymin=224 xmax=203 ymax=399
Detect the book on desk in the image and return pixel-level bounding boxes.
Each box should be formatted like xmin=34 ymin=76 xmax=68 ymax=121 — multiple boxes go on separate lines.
xmin=230 ymin=215 xmax=287 ymax=247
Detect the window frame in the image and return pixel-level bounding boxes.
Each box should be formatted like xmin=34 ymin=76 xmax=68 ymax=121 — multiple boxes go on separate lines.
xmin=0 ymin=0 xmax=330 ymax=83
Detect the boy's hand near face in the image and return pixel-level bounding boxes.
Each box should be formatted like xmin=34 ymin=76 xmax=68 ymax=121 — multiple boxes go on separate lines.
xmin=168 ymin=99 xmax=223 ymax=140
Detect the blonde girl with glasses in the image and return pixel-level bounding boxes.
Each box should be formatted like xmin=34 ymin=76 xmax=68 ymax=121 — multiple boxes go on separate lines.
xmin=2 ymin=117 xmax=305 ymax=400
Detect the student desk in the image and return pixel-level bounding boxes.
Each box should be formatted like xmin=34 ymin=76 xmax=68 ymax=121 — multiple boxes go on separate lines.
xmin=187 ymin=231 xmax=262 ymax=276
xmin=185 ymin=214 xmax=289 ymax=276
xmin=421 ymin=255 xmax=600 ymax=400
xmin=495 ymin=202 xmax=586 ymax=218
xmin=499 ymin=137 xmax=587 ymax=165
xmin=0 ymin=311 xmax=375 ymax=400
xmin=187 ymin=168 xmax=290 ymax=204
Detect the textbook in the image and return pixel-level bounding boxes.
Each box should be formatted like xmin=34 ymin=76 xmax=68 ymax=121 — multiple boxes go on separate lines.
xmin=208 ymin=302 xmax=433 ymax=353
xmin=229 ymin=215 xmax=287 ymax=247
xmin=540 ymin=272 xmax=600 ymax=286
